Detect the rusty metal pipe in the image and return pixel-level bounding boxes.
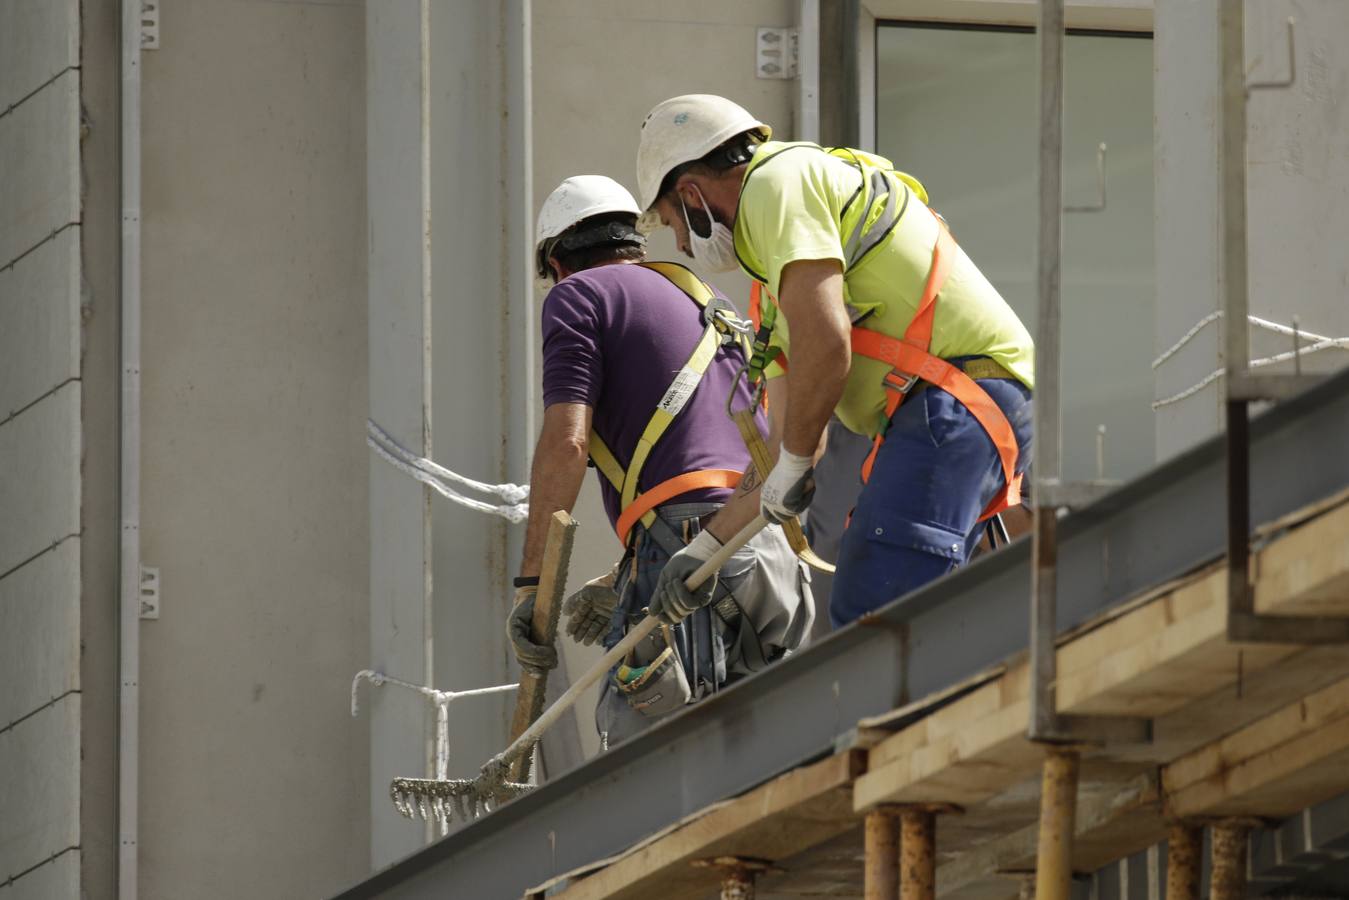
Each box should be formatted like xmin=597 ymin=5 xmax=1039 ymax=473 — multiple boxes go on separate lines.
xmin=900 ymin=808 xmax=936 ymax=900
xmin=1033 ymin=748 xmax=1079 ymax=900
xmin=1166 ymin=823 xmax=1203 ymax=900
xmin=866 ymin=808 xmax=901 ymax=900
xmin=1210 ymin=821 xmax=1250 ymax=900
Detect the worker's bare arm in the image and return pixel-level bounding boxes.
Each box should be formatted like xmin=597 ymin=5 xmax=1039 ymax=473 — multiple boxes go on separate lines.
xmin=519 ymin=402 xmax=592 ymax=577
xmin=776 ymin=258 xmax=849 ymax=458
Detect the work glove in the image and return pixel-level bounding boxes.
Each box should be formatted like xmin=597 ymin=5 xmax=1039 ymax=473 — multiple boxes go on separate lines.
xmin=760 ymin=447 xmax=816 ymax=525
xmin=649 ymin=529 xmax=722 ymax=626
xmin=562 ymin=566 xmax=621 ymax=646
xmin=507 ymin=586 xmax=557 ymax=675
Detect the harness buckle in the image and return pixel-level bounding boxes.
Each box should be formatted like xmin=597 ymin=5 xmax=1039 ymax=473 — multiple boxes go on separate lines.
xmin=726 ymin=362 xmax=765 ymax=419
xmin=883 ymin=370 xmax=920 ymax=395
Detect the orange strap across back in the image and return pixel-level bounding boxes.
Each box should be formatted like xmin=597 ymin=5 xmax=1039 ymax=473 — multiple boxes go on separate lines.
xmin=852 ymin=222 xmax=1022 ymax=521
xmin=614 ymin=469 xmax=742 ymax=548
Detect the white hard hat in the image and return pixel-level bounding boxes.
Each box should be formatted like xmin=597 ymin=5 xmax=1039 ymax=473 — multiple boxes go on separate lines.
xmin=635 ymin=94 xmax=771 ymax=211
xmin=535 ymin=175 xmax=641 ymax=248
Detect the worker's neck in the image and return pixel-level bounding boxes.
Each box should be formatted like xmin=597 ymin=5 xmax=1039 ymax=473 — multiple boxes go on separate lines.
xmin=560 ymin=257 xmax=639 ymax=280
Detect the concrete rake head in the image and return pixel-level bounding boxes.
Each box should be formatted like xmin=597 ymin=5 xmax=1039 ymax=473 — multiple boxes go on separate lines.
xmin=390 ymin=771 xmax=534 ymax=825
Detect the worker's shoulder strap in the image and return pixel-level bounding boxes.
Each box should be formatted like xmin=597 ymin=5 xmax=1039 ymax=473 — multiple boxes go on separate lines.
xmin=739 ymin=143 xmax=926 ymax=281
xmin=636 ymin=260 xmax=715 ymax=307
xmin=590 ymin=261 xmax=748 ymax=546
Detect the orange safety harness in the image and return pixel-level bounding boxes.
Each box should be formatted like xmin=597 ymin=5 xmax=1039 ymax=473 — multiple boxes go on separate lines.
xmin=748 ymin=223 xmax=1022 ymax=523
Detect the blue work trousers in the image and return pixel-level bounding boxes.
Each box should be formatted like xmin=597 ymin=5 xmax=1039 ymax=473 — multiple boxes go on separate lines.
xmin=829 ymin=367 xmax=1033 ymax=627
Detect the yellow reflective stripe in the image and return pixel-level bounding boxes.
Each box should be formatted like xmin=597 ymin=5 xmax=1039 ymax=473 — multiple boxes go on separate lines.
xmin=618 ymin=321 xmax=723 ymax=512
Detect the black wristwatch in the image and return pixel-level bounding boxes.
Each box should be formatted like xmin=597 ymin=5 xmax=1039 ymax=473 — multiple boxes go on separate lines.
xmin=512 ymin=576 xmax=540 ymax=588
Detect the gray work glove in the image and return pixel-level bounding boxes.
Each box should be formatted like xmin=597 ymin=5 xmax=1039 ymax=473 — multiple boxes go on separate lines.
xmin=507 ymin=586 xmax=557 ymax=674
xmin=562 ymin=566 xmax=620 ymax=646
xmin=760 ymin=447 xmax=816 ymax=524
xmin=649 ymin=530 xmax=722 ymax=626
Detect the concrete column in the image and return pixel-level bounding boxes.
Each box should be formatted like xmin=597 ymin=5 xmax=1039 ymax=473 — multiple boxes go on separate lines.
xmin=1154 ymin=0 xmax=1349 ymax=460
xmin=368 ymin=0 xmax=435 ymax=867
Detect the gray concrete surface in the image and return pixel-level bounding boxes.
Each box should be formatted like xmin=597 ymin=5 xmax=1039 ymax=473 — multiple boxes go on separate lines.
xmin=77 ymin=2 xmax=124 ymax=896
xmin=0 ymin=0 xmax=78 ymax=111
xmin=0 ymin=3 xmax=84 ymax=895
xmin=367 ymin=0 xmax=435 ymax=870
xmin=0 ymin=697 xmax=80 ymax=881
xmin=0 ymin=228 xmax=79 ymax=419
xmin=134 ymin=0 xmax=370 ymax=897
xmin=0 ymin=542 xmax=80 ymax=728
xmin=1154 ymin=0 xmax=1349 ymax=459
xmin=0 ymin=385 xmax=80 ymax=574
xmin=0 ymin=69 xmax=79 ymax=267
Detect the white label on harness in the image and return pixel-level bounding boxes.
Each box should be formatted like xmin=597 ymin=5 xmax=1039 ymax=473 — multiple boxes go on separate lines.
xmin=658 ymin=367 xmax=700 ymax=417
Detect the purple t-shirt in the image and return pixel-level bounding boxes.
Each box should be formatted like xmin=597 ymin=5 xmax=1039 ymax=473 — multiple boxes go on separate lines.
xmin=541 ymin=262 xmax=765 ymax=530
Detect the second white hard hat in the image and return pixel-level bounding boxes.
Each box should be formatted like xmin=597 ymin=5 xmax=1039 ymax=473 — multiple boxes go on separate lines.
xmin=535 ymin=175 xmax=641 ymax=248
xmin=635 ymin=94 xmax=771 ymax=211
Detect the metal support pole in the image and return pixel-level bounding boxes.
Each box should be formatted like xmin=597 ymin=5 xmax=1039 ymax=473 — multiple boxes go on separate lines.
xmin=866 ymin=808 xmax=901 ymax=900
xmin=1166 ymin=824 xmax=1204 ymax=900
xmin=692 ymin=857 xmax=778 ymax=900
xmin=1030 ymin=0 xmax=1066 ymax=744
xmin=1210 ymin=822 xmax=1250 ymax=900
xmin=1033 ymin=748 xmax=1079 ymax=900
xmin=900 ymin=809 xmax=937 ymax=900
xmin=1220 ymin=0 xmax=1255 ymax=634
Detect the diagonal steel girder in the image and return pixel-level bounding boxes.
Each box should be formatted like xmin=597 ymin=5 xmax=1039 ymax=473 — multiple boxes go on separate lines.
xmin=335 ymin=369 xmax=1349 ymax=900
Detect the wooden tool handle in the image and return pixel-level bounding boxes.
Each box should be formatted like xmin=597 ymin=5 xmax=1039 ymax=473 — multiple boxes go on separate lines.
xmin=507 ymin=510 xmax=577 ymax=781
xmin=494 ymin=516 xmax=768 ymax=773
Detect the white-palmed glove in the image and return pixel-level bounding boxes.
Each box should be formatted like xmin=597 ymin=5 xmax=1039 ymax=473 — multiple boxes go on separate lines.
xmin=760 ymin=447 xmax=816 ymax=524
xmin=561 ymin=566 xmax=620 ymax=646
xmin=649 ymin=529 xmax=722 ymax=626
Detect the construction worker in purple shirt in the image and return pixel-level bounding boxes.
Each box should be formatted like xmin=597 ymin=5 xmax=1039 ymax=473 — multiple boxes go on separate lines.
xmin=506 ymin=175 xmax=812 ymax=744
xmin=636 ymin=94 xmax=1035 ymax=628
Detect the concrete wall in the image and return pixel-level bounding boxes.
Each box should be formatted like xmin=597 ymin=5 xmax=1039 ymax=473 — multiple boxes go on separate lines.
xmin=134 ymin=1 xmax=370 ymax=897
xmin=1154 ymin=0 xmax=1349 ymax=459
xmin=530 ymin=0 xmax=798 ymax=759
xmin=0 ymin=0 xmax=84 ymax=894
xmin=78 ymin=0 xmax=125 ymax=895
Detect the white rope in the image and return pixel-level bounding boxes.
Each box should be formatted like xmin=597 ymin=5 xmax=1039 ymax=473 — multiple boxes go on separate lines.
xmin=1153 ymin=311 xmax=1225 ymax=369
xmin=367 ymin=437 xmax=529 ymax=523
xmin=1153 ymin=311 xmax=1343 ymax=369
xmin=351 ymin=670 xmax=518 ymax=835
xmin=349 ymin=669 xmax=519 ymax=718
xmin=1152 ymin=313 xmax=1349 ymax=409
xmin=1152 ymin=335 xmax=1349 ymax=409
xmin=367 ymin=419 xmax=529 ymax=503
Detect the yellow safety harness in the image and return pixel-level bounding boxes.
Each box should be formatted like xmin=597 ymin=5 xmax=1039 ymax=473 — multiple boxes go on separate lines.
xmin=588 ymin=262 xmax=752 ymax=547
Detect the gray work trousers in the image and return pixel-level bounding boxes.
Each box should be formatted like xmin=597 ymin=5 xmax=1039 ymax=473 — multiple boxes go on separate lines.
xmin=595 ymin=502 xmax=813 ymax=747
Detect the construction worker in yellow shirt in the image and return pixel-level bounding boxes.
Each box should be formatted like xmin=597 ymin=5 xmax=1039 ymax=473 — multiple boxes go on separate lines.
xmin=637 ymin=94 xmax=1035 ymax=627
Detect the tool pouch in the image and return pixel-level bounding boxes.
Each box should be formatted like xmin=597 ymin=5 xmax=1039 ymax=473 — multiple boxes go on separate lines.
xmin=615 ymin=644 xmax=692 ymax=718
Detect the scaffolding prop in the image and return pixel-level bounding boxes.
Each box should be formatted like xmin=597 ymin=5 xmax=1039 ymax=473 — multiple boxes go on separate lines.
xmin=1024 ymin=1 xmax=1155 ymax=896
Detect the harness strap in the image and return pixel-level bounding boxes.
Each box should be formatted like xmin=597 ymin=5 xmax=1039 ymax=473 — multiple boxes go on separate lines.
xmin=851 ymin=222 xmax=1023 ymax=521
xmin=613 ymin=469 xmax=742 ymax=548
xmin=591 ymin=261 xmax=749 ymax=546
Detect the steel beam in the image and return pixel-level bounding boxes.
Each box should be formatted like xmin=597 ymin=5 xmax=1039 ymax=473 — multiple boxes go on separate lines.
xmin=334 ymin=370 xmax=1349 ymax=900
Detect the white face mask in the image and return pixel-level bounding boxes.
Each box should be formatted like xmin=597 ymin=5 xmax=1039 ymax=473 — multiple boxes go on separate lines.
xmin=681 ymin=185 xmax=739 ymax=273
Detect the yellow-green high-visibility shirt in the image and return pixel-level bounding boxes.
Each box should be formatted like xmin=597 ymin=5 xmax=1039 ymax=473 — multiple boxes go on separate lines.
xmin=733 ymin=141 xmax=1035 ymax=439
